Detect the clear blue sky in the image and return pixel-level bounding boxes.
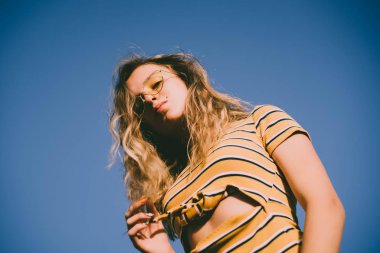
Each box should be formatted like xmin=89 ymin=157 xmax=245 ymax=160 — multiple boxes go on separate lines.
xmin=1 ymin=0 xmax=379 ymax=252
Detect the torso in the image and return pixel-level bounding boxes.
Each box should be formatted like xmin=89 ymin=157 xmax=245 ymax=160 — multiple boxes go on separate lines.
xmin=162 ymin=105 xmax=306 ymax=252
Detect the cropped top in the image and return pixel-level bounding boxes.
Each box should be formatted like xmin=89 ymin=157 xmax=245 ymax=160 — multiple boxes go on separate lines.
xmin=160 ymin=104 xmax=311 ymax=251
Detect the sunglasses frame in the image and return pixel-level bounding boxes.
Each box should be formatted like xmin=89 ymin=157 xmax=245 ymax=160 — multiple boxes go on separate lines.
xmin=138 ymin=69 xmax=176 ymax=103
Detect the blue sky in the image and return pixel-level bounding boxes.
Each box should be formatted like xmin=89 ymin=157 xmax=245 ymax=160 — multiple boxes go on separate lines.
xmin=1 ymin=0 xmax=379 ymax=252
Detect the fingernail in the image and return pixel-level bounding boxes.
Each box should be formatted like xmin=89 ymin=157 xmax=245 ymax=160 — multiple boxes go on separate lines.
xmin=145 ymin=213 xmax=154 ymax=217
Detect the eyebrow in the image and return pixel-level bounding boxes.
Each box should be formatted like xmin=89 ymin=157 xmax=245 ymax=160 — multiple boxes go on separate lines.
xmin=126 ymin=71 xmax=159 ymax=95
xmin=143 ymin=70 xmax=162 ymax=84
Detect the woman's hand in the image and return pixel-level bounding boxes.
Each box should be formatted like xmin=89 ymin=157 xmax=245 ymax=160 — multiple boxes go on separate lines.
xmin=125 ymin=197 xmax=175 ymax=253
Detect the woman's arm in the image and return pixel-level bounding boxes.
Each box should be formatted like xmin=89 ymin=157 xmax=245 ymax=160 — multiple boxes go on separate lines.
xmin=271 ymin=134 xmax=345 ymax=253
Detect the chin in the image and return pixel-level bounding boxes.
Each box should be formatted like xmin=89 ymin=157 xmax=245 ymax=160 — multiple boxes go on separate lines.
xmin=163 ymin=110 xmax=184 ymax=122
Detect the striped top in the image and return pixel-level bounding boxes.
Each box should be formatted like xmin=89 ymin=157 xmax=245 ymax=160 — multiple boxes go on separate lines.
xmin=161 ymin=104 xmax=311 ymax=252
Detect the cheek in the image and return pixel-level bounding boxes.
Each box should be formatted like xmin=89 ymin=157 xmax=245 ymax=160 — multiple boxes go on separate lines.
xmin=166 ymin=83 xmax=187 ymax=102
xmin=166 ymin=85 xmax=187 ymax=117
xmin=173 ymin=87 xmax=188 ymax=107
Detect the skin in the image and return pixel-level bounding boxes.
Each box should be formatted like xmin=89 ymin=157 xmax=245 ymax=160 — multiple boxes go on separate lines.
xmin=125 ymin=198 xmax=175 ymax=253
xmin=126 ymin=64 xmax=189 ymax=138
xmin=272 ymin=134 xmax=345 ymax=253
xmin=124 ymin=64 xmax=345 ymax=253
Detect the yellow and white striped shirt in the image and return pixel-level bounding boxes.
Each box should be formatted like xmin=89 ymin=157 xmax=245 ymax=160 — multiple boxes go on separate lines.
xmin=161 ymin=104 xmax=311 ymax=252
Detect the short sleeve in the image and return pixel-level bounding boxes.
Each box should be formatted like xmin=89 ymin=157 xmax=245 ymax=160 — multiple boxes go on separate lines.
xmin=252 ymin=104 xmax=312 ymax=156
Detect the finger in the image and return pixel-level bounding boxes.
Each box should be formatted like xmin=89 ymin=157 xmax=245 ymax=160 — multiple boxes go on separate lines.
xmin=151 ymin=213 xmax=167 ymax=223
xmin=145 ymin=198 xmax=160 ymax=216
xmin=128 ymin=222 xmax=148 ymax=237
xmin=126 ymin=212 xmax=154 ymax=227
xmin=127 ymin=230 xmax=147 ymax=241
xmin=125 ymin=197 xmax=149 ymax=218
xmin=135 ymin=231 xmax=145 ymax=240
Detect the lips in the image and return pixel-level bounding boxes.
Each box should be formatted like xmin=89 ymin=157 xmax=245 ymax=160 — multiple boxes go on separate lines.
xmin=154 ymin=101 xmax=167 ymax=112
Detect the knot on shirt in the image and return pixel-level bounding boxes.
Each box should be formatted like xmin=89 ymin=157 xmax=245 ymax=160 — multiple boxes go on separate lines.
xmin=161 ymin=190 xmax=228 ymax=237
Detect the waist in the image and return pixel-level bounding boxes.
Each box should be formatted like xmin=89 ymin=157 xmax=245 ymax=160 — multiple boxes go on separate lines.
xmin=185 ymin=193 xmax=259 ymax=249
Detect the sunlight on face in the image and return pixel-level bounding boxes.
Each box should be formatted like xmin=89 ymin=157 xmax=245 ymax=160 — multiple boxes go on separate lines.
xmin=126 ymin=64 xmax=189 ymax=135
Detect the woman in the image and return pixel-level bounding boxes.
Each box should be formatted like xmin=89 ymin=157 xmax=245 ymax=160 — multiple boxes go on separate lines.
xmin=109 ymin=53 xmax=345 ymax=253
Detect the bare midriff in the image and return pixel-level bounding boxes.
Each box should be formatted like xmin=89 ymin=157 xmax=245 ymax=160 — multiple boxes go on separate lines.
xmin=184 ymin=193 xmax=260 ymax=250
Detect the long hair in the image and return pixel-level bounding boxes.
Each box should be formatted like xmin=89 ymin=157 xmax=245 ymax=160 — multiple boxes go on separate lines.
xmin=109 ymin=53 xmax=253 ymax=209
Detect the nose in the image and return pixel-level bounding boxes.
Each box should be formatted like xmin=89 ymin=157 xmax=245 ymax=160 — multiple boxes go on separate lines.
xmin=142 ymin=93 xmax=159 ymax=103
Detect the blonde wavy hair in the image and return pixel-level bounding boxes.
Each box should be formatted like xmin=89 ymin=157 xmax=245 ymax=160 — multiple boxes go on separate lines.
xmin=109 ymin=53 xmax=253 ymax=209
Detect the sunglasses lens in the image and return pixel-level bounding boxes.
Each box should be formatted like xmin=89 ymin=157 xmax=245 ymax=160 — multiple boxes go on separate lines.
xmin=143 ymin=72 xmax=163 ymax=95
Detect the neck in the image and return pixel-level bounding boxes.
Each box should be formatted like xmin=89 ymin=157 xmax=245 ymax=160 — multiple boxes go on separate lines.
xmin=160 ymin=118 xmax=189 ymax=146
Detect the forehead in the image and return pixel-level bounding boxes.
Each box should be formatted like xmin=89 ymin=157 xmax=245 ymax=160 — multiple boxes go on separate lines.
xmin=126 ymin=64 xmax=170 ymax=95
